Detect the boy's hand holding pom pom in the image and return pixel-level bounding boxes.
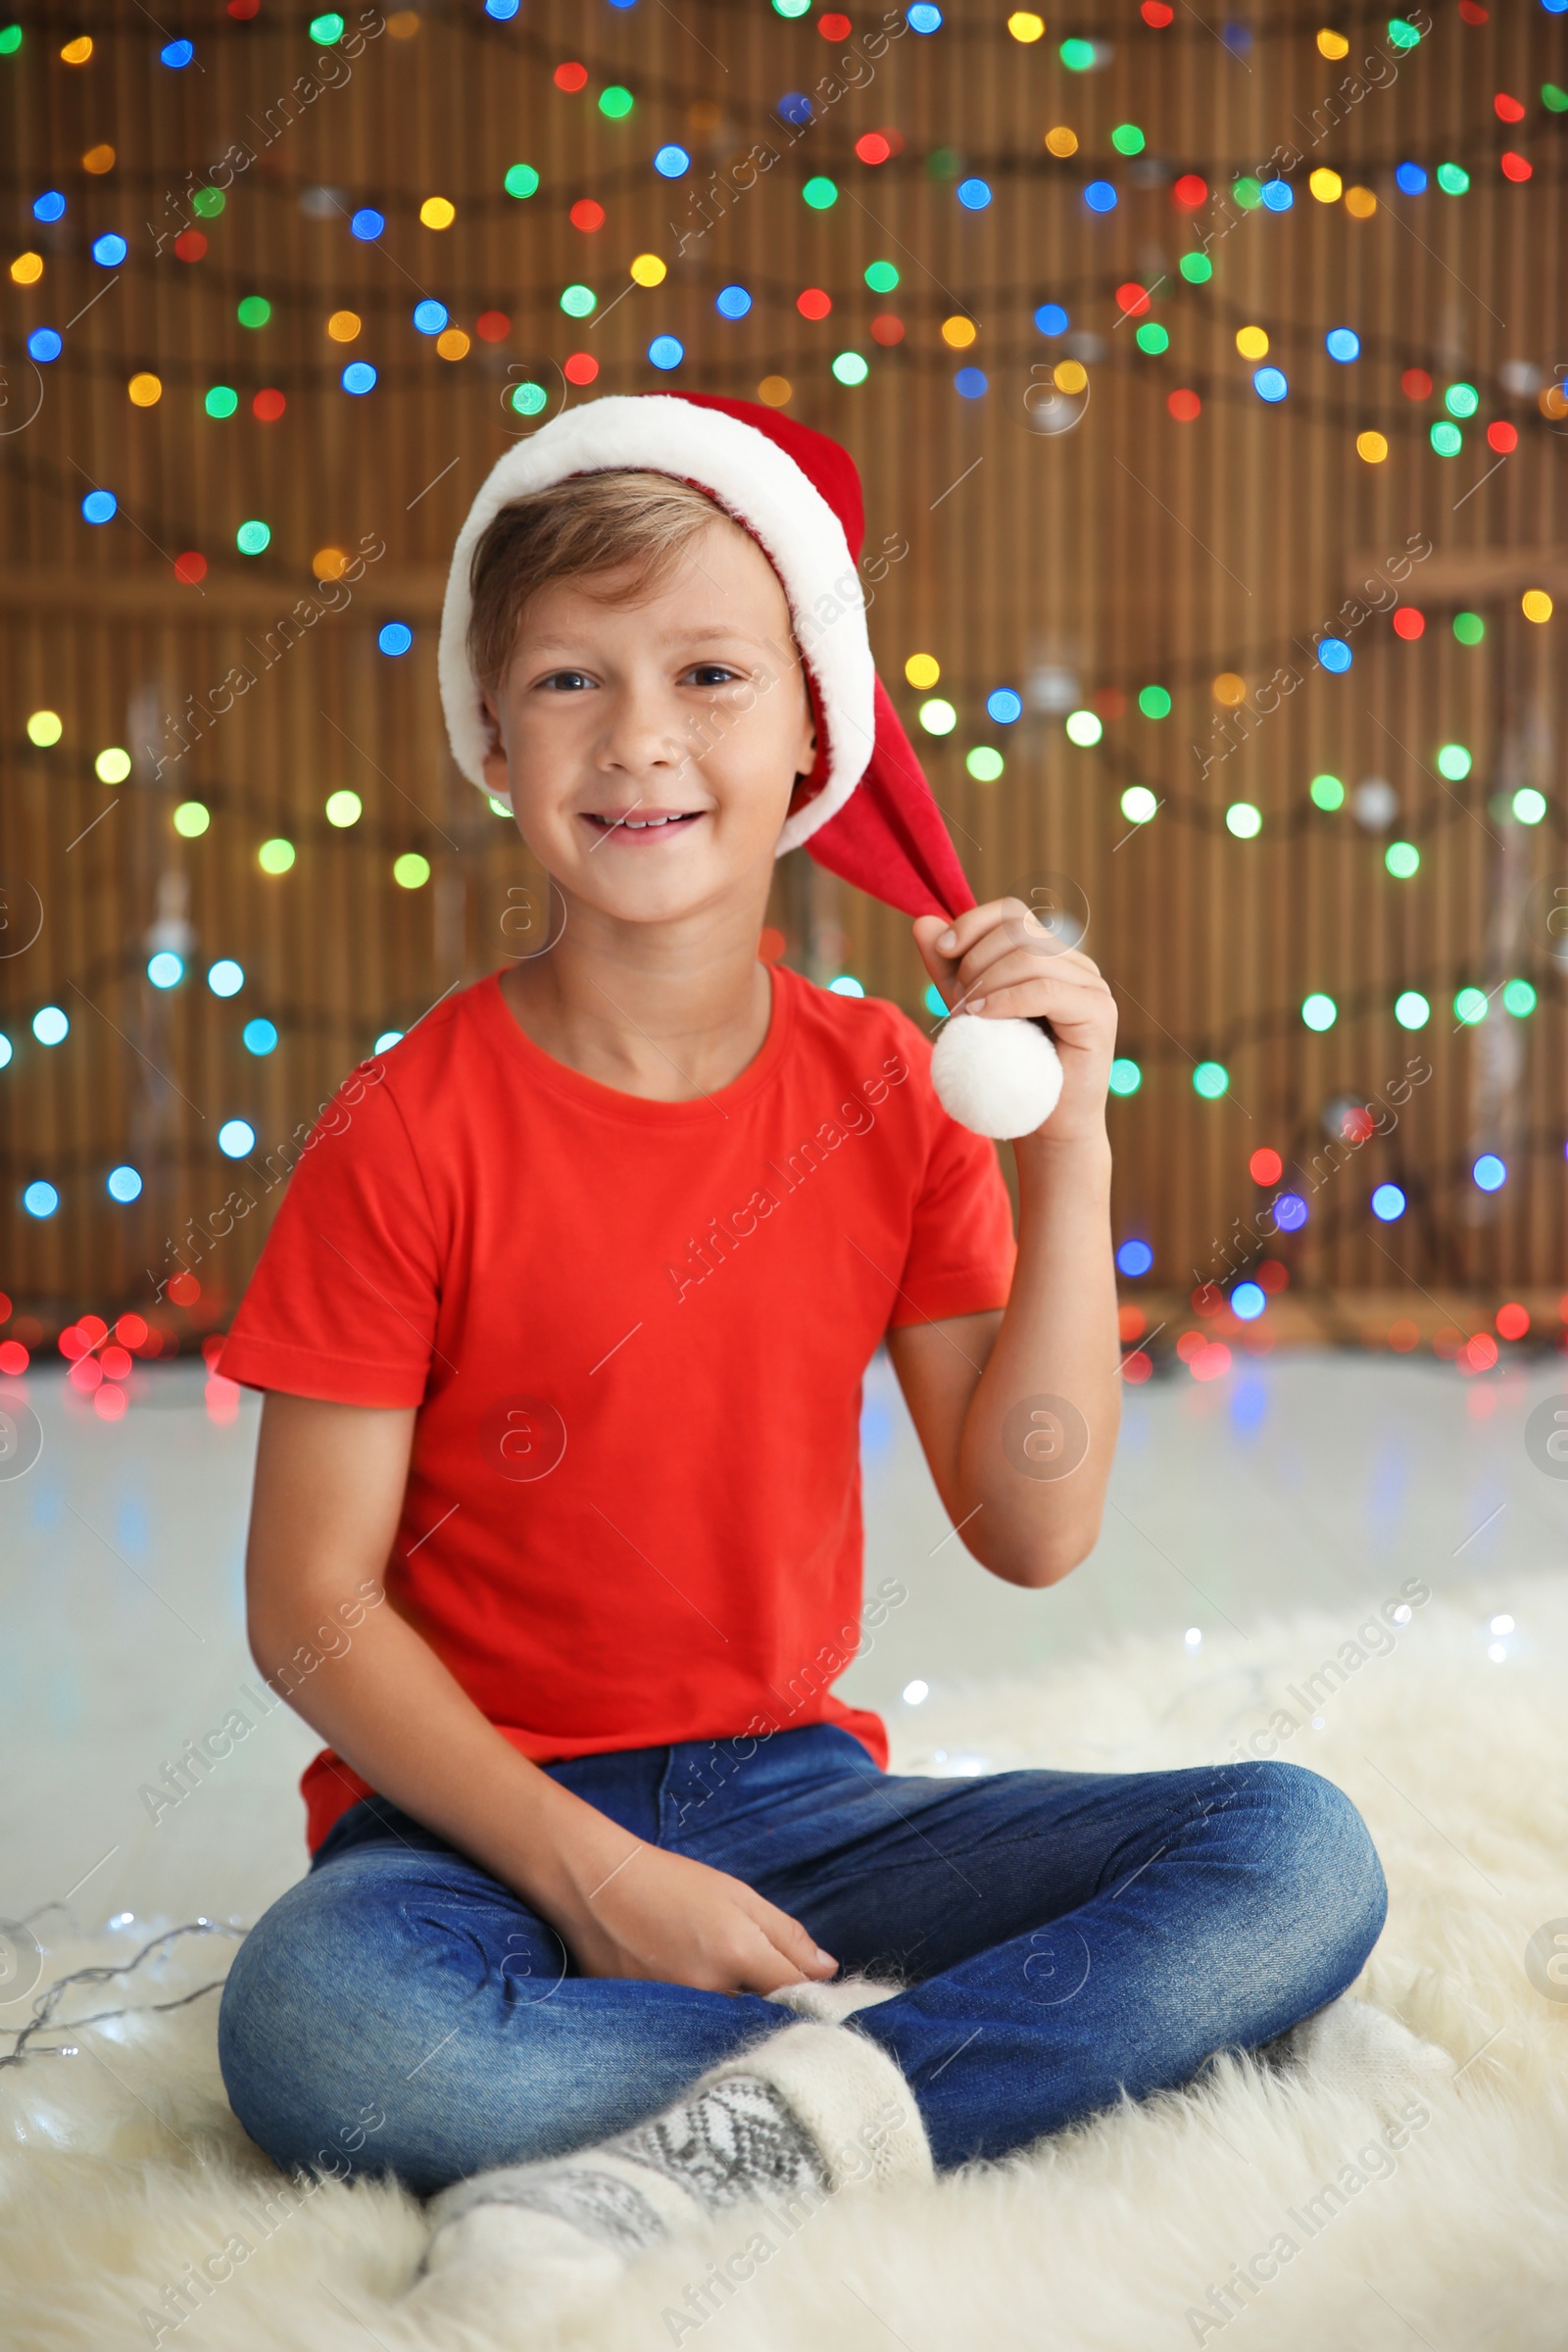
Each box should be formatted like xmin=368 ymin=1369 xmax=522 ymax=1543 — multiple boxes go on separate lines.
xmin=915 ymin=899 xmax=1119 ymax=1147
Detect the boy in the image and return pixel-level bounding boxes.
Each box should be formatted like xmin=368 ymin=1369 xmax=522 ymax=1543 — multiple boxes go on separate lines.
xmin=218 ymin=395 xmax=1387 ymax=2309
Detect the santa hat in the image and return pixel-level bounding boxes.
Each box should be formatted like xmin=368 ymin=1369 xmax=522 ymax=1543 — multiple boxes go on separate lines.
xmin=438 ymin=391 xmax=1059 ymax=1141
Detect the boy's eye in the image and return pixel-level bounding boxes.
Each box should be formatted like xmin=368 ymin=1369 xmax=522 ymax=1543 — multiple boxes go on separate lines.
xmin=538 ymin=669 xmax=595 ymax=692
xmin=684 ymin=662 xmax=744 ymax=688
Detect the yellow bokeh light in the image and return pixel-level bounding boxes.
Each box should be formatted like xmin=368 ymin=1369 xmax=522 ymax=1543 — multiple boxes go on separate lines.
xmin=1539 ymin=385 xmax=1568 ymax=420
xmin=393 ymin=853 xmax=431 ymax=890
xmin=326 ymin=310 xmax=362 ymax=342
xmin=173 ymin=802 xmax=211 ymax=839
xmin=1316 ymin=27 xmax=1349 ymax=58
xmin=1007 ymin=11 xmax=1046 ymax=38
xmin=61 ymin=34 xmax=92 ymax=62
xmin=758 ymin=375 xmax=792 ymax=406
xmin=1045 ymin=125 xmax=1079 ymax=158
xmin=26 ymin=710 xmax=63 ymax=748
xmin=1308 ymin=169 xmax=1343 ymax=204
xmin=96 ymin=747 xmax=132 ymax=784
xmin=419 ymin=196 xmax=456 ymax=230
xmin=942 ymin=316 xmax=978 ymax=349
xmin=10 ymin=252 xmax=44 ymax=285
xmin=1522 ymin=589 xmax=1553 ymax=624
xmin=386 ymin=9 xmax=420 ymax=32
xmin=313 ymin=547 xmax=350 ymax=581
xmin=436 ymin=327 xmax=470 ymax=362
xmin=82 ymin=143 xmax=116 ymax=173
xmin=1344 ymin=185 xmax=1377 ymax=218
xmin=630 ymin=253 xmax=667 ymax=287
xmin=905 ymin=653 xmax=941 ymax=690
xmin=1212 ymin=672 xmax=1248 ymax=708
xmin=1053 ymin=359 xmax=1088 ymax=393
xmin=258 ymin=838 xmax=297 ymax=875
xmin=325 ymin=790 xmax=363 ymax=827
xmin=1236 ymin=325 xmax=1269 ymax=360
xmin=1356 ymin=430 xmax=1389 ymax=465
xmin=128 ymin=371 xmax=163 ymax=407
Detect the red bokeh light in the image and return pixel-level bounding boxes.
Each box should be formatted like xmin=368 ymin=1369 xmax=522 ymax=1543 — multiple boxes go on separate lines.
xmin=758 ymin=926 xmax=787 ymax=964
xmin=206 ymin=1375 xmax=241 ymax=1424
xmin=1250 ymin=1147 xmax=1283 ymax=1186
xmin=1458 ymin=0 xmax=1488 ymax=17
xmin=1142 ymin=0 xmax=1175 ymax=23
xmin=1176 ymin=1331 xmax=1204 ymax=1362
xmin=1495 ymin=1300 xmax=1530 ymax=1341
xmin=95 ymin=1381 xmax=128 ymax=1420
xmin=1192 ymin=1284 xmax=1224 ymax=1316
xmin=1257 ymin=1260 xmax=1289 ymax=1294
xmin=797 ymin=287 xmax=833 ymax=320
xmin=1191 ymin=1342 xmax=1232 ymax=1382
xmin=79 ymin=1314 xmax=107 ymax=1347
xmin=1392 ymin=607 xmax=1425 ymax=640
xmin=117 ymin=1313 xmax=149 ymax=1349
xmin=1461 ymin=1332 xmax=1499 ymax=1373
xmin=1486 ymin=419 xmax=1518 ymax=454
xmin=101 ymin=1345 xmax=133 ymax=1380
xmin=554 ymin=61 xmax=588 ymax=92
xmin=475 ymin=311 xmax=512 ymax=342
xmin=1122 ymin=1350 xmax=1153 ymax=1383
xmin=1116 ymin=281 xmax=1152 ymax=318
xmin=168 ymin=1272 xmax=201 ymax=1306
xmin=1494 ymin=92 xmax=1526 ymax=122
xmin=0 ymin=1342 xmax=29 ymax=1375
xmin=1500 ymin=152 xmax=1533 ymax=184
xmin=173 ymin=551 xmax=207 ymax=585
xmin=856 ymin=132 xmax=891 ymax=166
xmin=1340 ymin=1105 xmax=1376 ymax=1145
xmin=564 ymin=352 xmax=599 ymax=385
xmin=1092 ymin=685 xmax=1126 ymax=721
xmin=870 ymin=315 xmax=905 ymax=346
xmin=1167 ymin=388 xmax=1201 ymax=421
xmin=1118 ymin=1303 xmax=1147 ymax=1343
xmin=1172 ymin=173 xmax=1207 ymax=209
xmin=70 ymin=1355 xmax=104 ymax=1393
xmin=819 ymin=13 xmax=853 ymax=38
xmin=0 ymin=1292 xmax=10 ymax=1321
xmin=569 ymin=199 xmax=606 ymax=232
xmin=1388 ymin=1319 xmax=1420 ymax=1352
xmin=226 ymin=0 xmax=261 ymax=18
xmin=173 ymin=229 xmax=207 ymax=264
xmin=1400 ymin=368 xmax=1433 ymax=401
xmin=252 ymin=388 xmax=285 ymax=422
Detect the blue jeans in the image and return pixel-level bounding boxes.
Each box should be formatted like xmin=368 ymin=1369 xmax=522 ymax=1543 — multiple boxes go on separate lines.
xmin=219 ymin=1725 xmax=1386 ymax=2195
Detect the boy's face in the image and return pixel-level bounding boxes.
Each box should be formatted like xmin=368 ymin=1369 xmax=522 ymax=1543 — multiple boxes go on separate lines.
xmin=481 ymin=516 xmax=818 ymax=928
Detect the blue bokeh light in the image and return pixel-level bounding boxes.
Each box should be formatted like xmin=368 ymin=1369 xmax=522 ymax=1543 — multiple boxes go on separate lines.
xmin=1371 ymin=1183 xmax=1406 ymax=1221
xmin=986 ymin=689 xmax=1023 ymax=724
xmin=1116 ymin=1239 xmax=1154 ymax=1278
xmin=715 ymin=285 xmax=752 ymax=318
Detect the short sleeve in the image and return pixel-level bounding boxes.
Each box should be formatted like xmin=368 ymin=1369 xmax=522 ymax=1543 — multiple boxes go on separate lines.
xmin=219 ymin=1065 xmax=441 ymax=1408
xmin=889 ymin=1044 xmax=1017 ymax=1329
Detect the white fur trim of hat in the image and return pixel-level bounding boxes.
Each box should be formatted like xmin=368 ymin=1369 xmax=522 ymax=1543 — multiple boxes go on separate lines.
xmin=437 ymin=395 xmax=876 ymax=855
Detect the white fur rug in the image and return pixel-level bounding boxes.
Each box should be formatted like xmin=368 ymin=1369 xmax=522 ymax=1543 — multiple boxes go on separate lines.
xmin=5 ymin=1577 xmax=1567 ymax=2352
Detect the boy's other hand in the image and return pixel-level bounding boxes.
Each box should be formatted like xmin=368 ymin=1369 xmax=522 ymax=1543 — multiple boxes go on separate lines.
xmin=913 ymin=899 xmax=1117 ymax=1146
xmin=558 ymin=1839 xmax=838 ymax=1995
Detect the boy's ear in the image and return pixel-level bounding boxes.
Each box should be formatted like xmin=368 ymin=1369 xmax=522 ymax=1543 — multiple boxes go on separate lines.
xmin=479 ymin=696 xmax=510 ymax=796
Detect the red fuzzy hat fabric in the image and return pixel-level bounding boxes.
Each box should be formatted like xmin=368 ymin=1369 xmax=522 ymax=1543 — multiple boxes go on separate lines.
xmin=437 ymin=391 xmax=975 ymax=925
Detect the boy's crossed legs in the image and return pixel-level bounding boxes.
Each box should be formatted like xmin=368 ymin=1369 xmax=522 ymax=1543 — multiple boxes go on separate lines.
xmin=220 ymin=1722 xmax=1388 ymax=2224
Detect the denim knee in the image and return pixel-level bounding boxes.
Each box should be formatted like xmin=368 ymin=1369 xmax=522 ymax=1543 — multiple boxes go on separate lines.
xmin=1242 ymin=1759 xmax=1388 ymax=1982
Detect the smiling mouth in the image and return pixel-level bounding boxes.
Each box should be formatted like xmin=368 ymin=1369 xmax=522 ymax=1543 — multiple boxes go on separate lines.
xmin=582 ymin=810 xmax=705 ymax=836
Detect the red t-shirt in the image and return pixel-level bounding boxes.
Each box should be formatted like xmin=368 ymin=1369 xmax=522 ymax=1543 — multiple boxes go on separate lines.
xmin=220 ymin=965 xmax=1016 ymax=1851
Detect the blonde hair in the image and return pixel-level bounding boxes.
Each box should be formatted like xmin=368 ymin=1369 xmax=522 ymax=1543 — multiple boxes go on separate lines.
xmin=466 ymin=469 xmax=740 ymax=696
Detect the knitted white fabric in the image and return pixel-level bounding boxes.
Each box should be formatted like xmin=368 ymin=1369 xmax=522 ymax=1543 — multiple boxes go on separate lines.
xmin=410 ymin=2018 xmax=929 ymax=2321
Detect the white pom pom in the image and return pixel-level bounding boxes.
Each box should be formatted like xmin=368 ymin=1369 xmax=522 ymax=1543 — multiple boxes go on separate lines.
xmin=930 ymin=1014 xmax=1063 ymax=1140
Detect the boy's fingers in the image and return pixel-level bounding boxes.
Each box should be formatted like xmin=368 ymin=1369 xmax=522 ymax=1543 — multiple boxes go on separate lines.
xmin=927 ymin=900 xmax=1033 ymax=961
xmin=744 ymin=1890 xmax=837 ymax=1979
